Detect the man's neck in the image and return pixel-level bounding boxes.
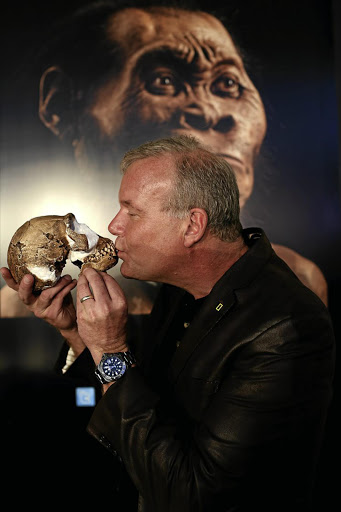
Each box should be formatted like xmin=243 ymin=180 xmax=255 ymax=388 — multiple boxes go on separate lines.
xmin=168 ymin=235 xmax=248 ymax=299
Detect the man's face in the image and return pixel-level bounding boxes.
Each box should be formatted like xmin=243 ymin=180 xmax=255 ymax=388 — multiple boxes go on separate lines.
xmin=108 ymin=154 xmax=186 ymax=282
xmin=77 ymin=7 xmax=267 ymax=207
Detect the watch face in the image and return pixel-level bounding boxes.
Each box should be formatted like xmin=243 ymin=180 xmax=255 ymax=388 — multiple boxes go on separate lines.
xmin=102 ymin=355 xmax=127 ymax=380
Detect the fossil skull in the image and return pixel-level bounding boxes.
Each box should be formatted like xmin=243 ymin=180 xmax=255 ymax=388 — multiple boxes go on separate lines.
xmin=7 ymin=213 xmax=118 ymax=291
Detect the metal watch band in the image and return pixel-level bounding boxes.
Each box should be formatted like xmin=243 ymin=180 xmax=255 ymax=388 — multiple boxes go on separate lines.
xmin=94 ymin=367 xmax=110 ymax=384
xmin=119 ymin=350 xmax=136 ymax=366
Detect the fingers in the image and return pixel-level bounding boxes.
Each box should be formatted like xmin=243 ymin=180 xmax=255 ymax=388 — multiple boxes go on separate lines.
xmin=36 ymin=276 xmax=76 ymax=315
xmin=77 ymin=268 xmax=108 ymax=305
xmin=0 ymin=267 xmax=19 ymax=291
xmin=54 ymin=277 xmax=77 ymax=307
xmin=17 ymin=274 xmax=76 ymax=309
xmin=101 ymin=271 xmax=124 ymax=301
xmin=77 ymin=271 xmax=94 ymax=306
xmin=39 ymin=275 xmax=76 ymax=308
xmin=85 ymin=268 xmax=109 ymax=297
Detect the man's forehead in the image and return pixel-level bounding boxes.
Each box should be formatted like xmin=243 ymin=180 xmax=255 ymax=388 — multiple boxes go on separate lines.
xmin=120 ymin=155 xmax=175 ymax=202
xmin=106 ymin=7 xmax=239 ymax=58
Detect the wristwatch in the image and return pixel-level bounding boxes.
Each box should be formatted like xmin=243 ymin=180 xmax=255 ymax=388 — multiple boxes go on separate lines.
xmin=95 ymin=350 xmax=136 ymax=384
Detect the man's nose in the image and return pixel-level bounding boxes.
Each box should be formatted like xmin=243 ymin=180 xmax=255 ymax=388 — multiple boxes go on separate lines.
xmin=108 ymin=213 xmax=122 ymax=236
xmin=179 ymin=92 xmax=235 ymax=133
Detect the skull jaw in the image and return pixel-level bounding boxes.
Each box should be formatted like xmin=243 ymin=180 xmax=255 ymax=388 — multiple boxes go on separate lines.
xmin=77 ymin=237 xmax=118 ymax=273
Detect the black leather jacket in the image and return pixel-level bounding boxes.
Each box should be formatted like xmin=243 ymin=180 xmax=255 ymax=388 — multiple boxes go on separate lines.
xmin=68 ymin=229 xmax=336 ymax=511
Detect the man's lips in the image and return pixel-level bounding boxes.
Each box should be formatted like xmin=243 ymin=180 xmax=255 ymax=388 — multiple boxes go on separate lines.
xmin=115 ymin=249 xmax=125 ymax=260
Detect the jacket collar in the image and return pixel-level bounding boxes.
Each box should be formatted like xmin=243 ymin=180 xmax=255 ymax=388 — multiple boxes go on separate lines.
xmin=168 ymin=228 xmax=274 ymax=382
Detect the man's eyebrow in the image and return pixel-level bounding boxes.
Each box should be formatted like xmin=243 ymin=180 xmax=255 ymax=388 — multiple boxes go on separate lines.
xmin=121 ymin=199 xmax=143 ymax=211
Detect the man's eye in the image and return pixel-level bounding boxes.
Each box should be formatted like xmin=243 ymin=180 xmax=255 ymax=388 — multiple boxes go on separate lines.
xmin=145 ymin=71 xmax=182 ymax=96
xmin=211 ymin=75 xmax=243 ymax=99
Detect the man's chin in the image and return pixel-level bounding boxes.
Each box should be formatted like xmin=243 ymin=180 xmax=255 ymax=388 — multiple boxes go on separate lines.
xmin=119 ymin=264 xmax=133 ymax=279
xmin=119 ymin=262 xmax=140 ymax=280
xmin=120 ymin=267 xmax=154 ymax=283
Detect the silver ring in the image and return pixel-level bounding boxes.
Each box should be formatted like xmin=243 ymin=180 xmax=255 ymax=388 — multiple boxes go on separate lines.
xmin=80 ymin=294 xmax=95 ymax=304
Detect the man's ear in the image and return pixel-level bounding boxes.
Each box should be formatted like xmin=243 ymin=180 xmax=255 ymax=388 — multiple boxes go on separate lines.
xmin=183 ymin=209 xmax=208 ymax=248
xmin=39 ymin=66 xmax=76 ymax=142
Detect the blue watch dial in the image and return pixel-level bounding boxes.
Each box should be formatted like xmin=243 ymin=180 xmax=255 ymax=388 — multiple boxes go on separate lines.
xmin=102 ymin=356 xmax=127 ymax=379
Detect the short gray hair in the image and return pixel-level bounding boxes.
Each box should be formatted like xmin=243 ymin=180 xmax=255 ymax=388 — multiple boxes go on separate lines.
xmin=120 ymin=135 xmax=242 ymax=242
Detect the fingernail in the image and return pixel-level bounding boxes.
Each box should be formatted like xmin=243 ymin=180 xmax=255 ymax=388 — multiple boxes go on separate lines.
xmin=23 ymin=275 xmax=31 ymax=284
xmin=64 ymin=274 xmax=72 ymax=281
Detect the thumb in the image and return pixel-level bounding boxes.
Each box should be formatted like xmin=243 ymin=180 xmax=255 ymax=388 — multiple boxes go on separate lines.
xmin=18 ymin=274 xmax=37 ymax=305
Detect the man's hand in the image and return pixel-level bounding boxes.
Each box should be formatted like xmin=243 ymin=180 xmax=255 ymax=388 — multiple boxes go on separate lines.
xmin=0 ymin=267 xmax=85 ymax=354
xmin=77 ymin=268 xmax=129 ymax=365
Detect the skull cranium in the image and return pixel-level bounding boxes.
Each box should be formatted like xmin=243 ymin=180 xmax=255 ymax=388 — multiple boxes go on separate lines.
xmin=7 ymin=213 xmax=118 ymax=291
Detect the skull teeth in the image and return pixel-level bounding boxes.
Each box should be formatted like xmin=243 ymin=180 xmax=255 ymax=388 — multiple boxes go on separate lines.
xmin=84 ymin=242 xmax=117 ymax=262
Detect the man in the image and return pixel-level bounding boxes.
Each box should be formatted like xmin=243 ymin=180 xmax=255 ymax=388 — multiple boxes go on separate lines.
xmin=1 ymin=135 xmax=335 ymax=511
xmin=35 ymin=0 xmax=327 ymax=304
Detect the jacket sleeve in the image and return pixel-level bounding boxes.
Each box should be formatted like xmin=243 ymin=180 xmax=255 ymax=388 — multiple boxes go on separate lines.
xmin=86 ymin=314 xmax=335 ymax=511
